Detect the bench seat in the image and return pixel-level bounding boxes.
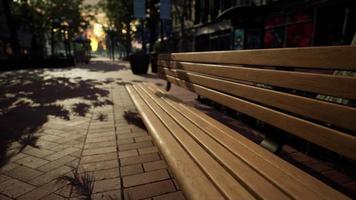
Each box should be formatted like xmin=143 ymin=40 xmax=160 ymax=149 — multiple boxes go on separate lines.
xmin=126 ymin=82 xmax=350 ymax=200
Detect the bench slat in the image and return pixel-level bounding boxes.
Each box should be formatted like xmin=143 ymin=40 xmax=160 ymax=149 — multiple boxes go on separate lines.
xmin=158 ymin=61 xmax=356 ymax=100
xmin=137 ymin=84 xmax=291 ymax=200
xmin=158 ymin=46 xmax=356 ymax=70
xmin=133 ymin=84 xmax=256 ymax=200
xmin=162 ymin=68 xmax=356 ymax=132
xmin=144 ymin=82 xmax=350 ymax=200
xmin=126 ymin=85 xmax=225 ymax=200
xmin=166 ymin=76 xmax=356 ymax=160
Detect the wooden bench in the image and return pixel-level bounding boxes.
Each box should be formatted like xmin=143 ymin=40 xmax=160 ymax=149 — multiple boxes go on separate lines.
xmin=126 ymin=46 xmax=356 ymax=199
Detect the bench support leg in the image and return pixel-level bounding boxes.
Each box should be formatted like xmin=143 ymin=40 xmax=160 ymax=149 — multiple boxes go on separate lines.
xmin=165 ymin=81 xmax=171 ymax=91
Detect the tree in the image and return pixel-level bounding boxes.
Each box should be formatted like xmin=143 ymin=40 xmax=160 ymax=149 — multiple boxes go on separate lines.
xmin=7 ymin=0 xmax=91 ymax=57
xmin=1 ymin=0 xmax=20 ymax=56
xmin=99 ymin=0 xmax=134 ymax=57
xmin=172 ymin=0 xmax=193 ymax=51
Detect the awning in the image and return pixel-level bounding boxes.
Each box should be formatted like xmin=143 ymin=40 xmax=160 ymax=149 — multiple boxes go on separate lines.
xmin=216 ymin=5 xmax=266 ymax=21
xmin=195 ymin=20 xmax=232 ymax=36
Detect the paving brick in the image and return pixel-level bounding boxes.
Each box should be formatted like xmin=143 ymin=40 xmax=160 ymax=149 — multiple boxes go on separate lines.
xmin=123 ymin=169 xmax=170 ymax=187
xmin=79 ymin=160 xmax=119 ymax=172
xmin=88 ymin=129 xmax=116 ymax=136
xmin=5 ymin=165 xmax=43 ymax=181
xmin=117 ymin=138 xmax=135 ymax=145
xmin=86 ymin=132 xmax=114 ymax=139
xmin=9 ymin=152 xmax=28 ymax=162
xmin=120 ymin=164 xmax=144 ymax=176
xmin=119 ymin=149 xmax=138 ymax=158
xmin=45 ymin=147 xmax=80 ymax=161
xmin=143 ymin=160 xmax=168 ymax=172
xmin=135 ymin=135 xmax=152 ymax=142
xmin=0 ymin=175 xmax=10 ymax=183
xmin=118 ymin=141 xmax=153 ymax=151
xmin=40 ymin=193 xmax=66 ymax=200
xmin=92 ymin=190 xmax=121 ymax=200
xmin=120 ymin=153 xmax=160 ymax=166
xmin=49 ymin=144 xmax=73 ymax=152
xmin=0 ymin=179 xmax=35 ymax=198
xmin=69 ymin=150 xmax=82 ymax=158
xmin=153 ymin=191 xmax=185 ymax=200
xmin=131 ymin=126 xmax=146 ymax=133
xmin=64 ymin=138 xmax=85 ymax=147
xmin=17 ymin=180 xmax=66 ymax=200
xmin=89 ymin=126 xmax=115 ymax=131
xmin=23 ymin=147 xmax=55 ymax=158
xmin=82 ymin=146 xmax=116 ymax=156
xmin=116 ymin=128 xmax=131 ymax=135
xmin=29 ymin=165 xmax=72 ymax=186
xmin=39 ymin=156 xmax=76 ymax=172
xmin=54 ymin=185 xmax=71 ymax=198
xmin=124 ymin=180 xmax=176 ymax=200
xmin=88 ymin=168 xmax=120 ymax=180
xmin=117 ymin=132 xmax=147 ymax=140
xmin=66 ymin=158 xmax=80 ymax=168
xmin=40 ymin=135 xmax=62 ymax=142
xmin=0 ymin=194 xmax=12 ymax=200
xmin=93 ymin=178 xmax=121 ymax=193
xmin=73 ymin=143 xmax=83 ymax=149
xmin=80 ymin=152 xmax=117 ymax=164
xmin=58 ymin=135 xmax=85 ymax=145
xmin=86 ymin=135 xmax=116 ymax=143
xmin=0 ymin=162 xmax=20 ymax=172
xmin=37 ymin=141 xmax=60 ymax=150
xmin=139 ymin=147 xmax=159 ymax=155
xmin=84 ymin=141 xmax=117 ymax=149
xmin=15 ymin=155 xmax=49 ymax=169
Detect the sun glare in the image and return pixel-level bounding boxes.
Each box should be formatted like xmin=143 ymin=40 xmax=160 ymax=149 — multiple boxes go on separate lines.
xmin=93 ymin=23 xmax=104 ymax=38
xmin=87 ymin=23 xmax=106 ymax=52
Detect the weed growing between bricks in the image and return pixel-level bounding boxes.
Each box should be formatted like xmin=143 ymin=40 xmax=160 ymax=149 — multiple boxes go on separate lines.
xmin=58 ymin=167 xmax=95 ymax=200
xmin=96 ymin=112 xmax=108 ymax=121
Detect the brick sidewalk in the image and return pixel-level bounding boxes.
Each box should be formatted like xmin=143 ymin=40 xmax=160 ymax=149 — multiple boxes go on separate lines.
xmin=0 ymin=60 xmax=184 ymax=200
xmin=1 ymin=59 xmax=355 ymax=199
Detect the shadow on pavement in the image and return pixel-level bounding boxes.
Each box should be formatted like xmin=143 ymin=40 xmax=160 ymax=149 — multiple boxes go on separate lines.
xmin=123 ymin=110 xmax=146 ymax=131
xmin=0 ymin=69 xmax=113 ymax=166
xmin=77 ymin=61 xmax=128 ymax=72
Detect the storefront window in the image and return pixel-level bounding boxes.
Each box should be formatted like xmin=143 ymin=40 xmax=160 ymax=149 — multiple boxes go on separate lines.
xmin=264 ymin=27 xmax=284 ymax=48
xmin=286 ymin=22 xmax=313 ymax=47
xmin=263 ymin=11 xmax=313 ymax=48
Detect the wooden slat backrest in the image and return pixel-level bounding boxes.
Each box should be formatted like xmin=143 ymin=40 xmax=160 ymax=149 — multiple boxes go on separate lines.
xmin=157 ymin=46 xmax=356 ymax=160
xmin=158 ymin=61 xmax=356 ymax=100
xmin=158 ymin=46 xmax=356 ymax=70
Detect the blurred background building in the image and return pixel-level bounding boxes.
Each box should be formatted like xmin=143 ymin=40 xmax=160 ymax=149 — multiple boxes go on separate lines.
xmin=170 ymin=0 xmax=356 ymax=52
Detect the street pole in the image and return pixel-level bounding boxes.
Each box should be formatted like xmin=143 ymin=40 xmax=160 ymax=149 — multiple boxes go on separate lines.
xmin=160 ymin=19 xmax=165 ymax=50
xmin=141 ymin=19 xmax=146 ymax=52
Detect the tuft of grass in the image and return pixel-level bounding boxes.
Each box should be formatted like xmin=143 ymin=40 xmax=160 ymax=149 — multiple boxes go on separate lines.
xmin=58 ymin=167 xmax=95 ymax=200
xmin=96 ymin=112 xmax=108 ymax=122
xmin=18 ymin=134 xmax=40 ymax=152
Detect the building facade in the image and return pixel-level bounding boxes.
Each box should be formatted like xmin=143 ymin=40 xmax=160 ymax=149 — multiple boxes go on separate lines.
xmin=171 ymin=0 xmax=356 ymax=52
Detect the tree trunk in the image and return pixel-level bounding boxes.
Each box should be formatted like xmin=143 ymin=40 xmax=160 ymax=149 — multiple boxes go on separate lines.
xmin=2 ymin=0 xmax=20 ymax=56
xmin=51 ymin=28 xmax=55 ymax=56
